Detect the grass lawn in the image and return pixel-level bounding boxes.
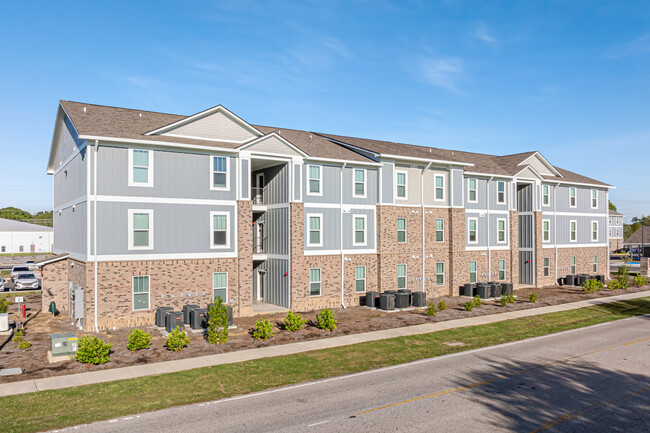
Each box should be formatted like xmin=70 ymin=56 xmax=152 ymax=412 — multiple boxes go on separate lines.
xmin=3 ymin=297 xmax=650 ymax=433
xmin=0 ymin=291 xmax=40 ymax=300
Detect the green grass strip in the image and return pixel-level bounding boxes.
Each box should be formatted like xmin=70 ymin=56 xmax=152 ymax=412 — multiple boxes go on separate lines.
xmin=4 ymin=297 xmax=650 ymax=433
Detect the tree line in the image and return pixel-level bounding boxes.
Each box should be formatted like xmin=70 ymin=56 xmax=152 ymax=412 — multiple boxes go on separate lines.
xmin=0 ymin=207 xmax=53 ymax=227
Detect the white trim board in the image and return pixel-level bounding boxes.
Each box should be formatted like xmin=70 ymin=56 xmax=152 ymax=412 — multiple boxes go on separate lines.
xmin=89 ymin=252 xmax=239 ymax=262
xmin=95 ymin=195 xmax=238 ymax=206
xmin=304 ymin=249 xmax=377 ymax=256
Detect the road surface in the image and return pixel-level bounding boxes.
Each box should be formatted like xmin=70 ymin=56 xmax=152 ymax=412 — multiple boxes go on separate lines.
xmin=59 ymin=315 xmax=650 ymax=433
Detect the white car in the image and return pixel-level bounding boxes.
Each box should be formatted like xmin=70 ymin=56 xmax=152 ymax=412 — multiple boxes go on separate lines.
xmin=14 ymin=273 xmax=40 ymax=291
xmin=10 ymin=266 xmax=31 ymax=283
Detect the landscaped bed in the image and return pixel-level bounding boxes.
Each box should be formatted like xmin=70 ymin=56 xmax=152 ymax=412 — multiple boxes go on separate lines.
xmin=0 ymin=282 xmax=647 ymax=383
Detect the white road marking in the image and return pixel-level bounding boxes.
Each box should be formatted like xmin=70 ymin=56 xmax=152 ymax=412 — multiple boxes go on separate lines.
xmin=308 ymin=420 xmax=330 ymax=427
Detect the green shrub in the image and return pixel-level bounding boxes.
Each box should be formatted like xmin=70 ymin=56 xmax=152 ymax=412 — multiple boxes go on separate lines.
xmin=253 ymin=318 xmax=274 ymax=341
xmin=0 ymin=298 xmax=11 ymax=314
xmin=582 ymin=279 xmax=604 ymax=293
xmin=12 ymin=335 xmax=23 ymax=343
xmin=126 ymin=328 xmax=152 ymax=352
xmin=472 ymin=295 xmax=482 ymax=308
xmin=165 ymin=327 xmax=190 ymax=352
xmin=608 ymin=279 xmax=624 ymax=290
xmin=18 ymin=340 xmax=31 ymax=349
xmin=529 ymin=292 xmax=539 ymax=303
xmin=207 ymin=298 xmax=229 ymax=345
xmin=617 ymin=265 xmax=630 ymax=282
xmin=464 ymin=301 xmax=475 ymax=311
xmin=506 ymin=293 xmax=516 ymax=304
xmin=316 ymin=308 xmax=337 ymax=331
xmin=500 ymin=297 xmax=508 ymax=307
xmin=14 ymin=327 xmax=25 ymax=338
xmin=76 ymin=336 xmax=112 ymax=365
xmin=437 ymin=300 xmax=447 ymax=311
xmin=284 ymin=311 xmax=307 ymax=332
xmin=426 ymin=301 xmax=437 ymax=316
xmin=633 ymin=275 xmax=646 ymax=287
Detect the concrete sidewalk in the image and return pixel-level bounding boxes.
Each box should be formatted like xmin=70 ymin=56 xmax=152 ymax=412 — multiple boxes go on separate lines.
xmin=1 ymin=290 xmax=648 ymax=398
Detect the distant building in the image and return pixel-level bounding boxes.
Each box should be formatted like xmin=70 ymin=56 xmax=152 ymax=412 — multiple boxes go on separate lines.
xmin=608 ymin=210 xmax=624 ymax=251
xmin=624 ymin=226 xmax=650 ymax=252
xmin=0 ymin=218 xmax=53 ymax=254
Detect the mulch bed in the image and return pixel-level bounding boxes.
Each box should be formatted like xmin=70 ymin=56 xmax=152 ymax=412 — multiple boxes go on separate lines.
xmin=0 ymin=282 xmax=648 ymax=384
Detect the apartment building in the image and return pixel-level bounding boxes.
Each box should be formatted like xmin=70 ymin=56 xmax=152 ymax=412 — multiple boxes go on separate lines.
xmin=43 ymin=101 xmax=612 ymax=330
xmin=608 ymin=210 xmax=624 ymax=252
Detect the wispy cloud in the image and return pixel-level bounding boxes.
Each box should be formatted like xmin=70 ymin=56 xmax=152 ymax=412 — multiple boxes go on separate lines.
xmin=421 ymin=57 xmax=464 ymax=93
xmin=474 ymin=23 xmax=498 ymax=44
xmin=124 ymin=76 xmax=160 ymax=89
xmin=605 ymin=33 xmax=650 ymax=58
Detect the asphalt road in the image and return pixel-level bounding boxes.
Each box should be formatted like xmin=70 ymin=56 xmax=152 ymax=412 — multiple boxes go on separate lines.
xmin=64 ymin=315 xmax=650 ymax=433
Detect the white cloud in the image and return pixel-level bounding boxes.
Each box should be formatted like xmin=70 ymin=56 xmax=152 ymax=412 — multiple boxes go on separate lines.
xmin=421 ymin=58 xmax=464 ymax=93
xmin=475 ymin=24 xmax=498 ymax=44
xmin=606 ymin=33 xmax=650 ymax=58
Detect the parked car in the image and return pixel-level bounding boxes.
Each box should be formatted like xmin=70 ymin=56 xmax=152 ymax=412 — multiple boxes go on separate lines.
xmin=10 ymin=266 xmax=31 ymax=283
xmin=14 ymin=273 xmax=40 ymax=291
xmin=0 ymin=278 xmax=4 ymax=292
xmin=25 ymin=260 xmax=36 ymax=270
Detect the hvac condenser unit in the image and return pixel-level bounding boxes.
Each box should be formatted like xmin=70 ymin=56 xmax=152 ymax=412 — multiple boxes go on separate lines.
xmin=50 ymin=332 xmax=78 ymax=356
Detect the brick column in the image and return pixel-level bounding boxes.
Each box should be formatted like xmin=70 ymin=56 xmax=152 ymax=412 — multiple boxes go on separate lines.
xmin=509 ymin=210 xmax=519 ymax=291
xmin=290 ymin=203 xmax=306 ymax=310
xmin=449 ymin=207 xmax=466 ymax=296
xmin=237 ymin=200 xmax=253 ymax=317
xmin=534 ymin=211 xmax=544 ymax=287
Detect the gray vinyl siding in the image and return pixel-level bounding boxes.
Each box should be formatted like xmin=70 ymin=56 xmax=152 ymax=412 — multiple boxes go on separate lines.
xmin=451 ymin=169 xmax=463 ymax=207
xmin=381 ymin=161 xmax=394 ymax=204
xmin=343 ymin=209 xmax=376 ymax=250
xmin=541 ymin=183 xmax=556 ymax=211
xmin=304 ymin=207 xmax=376 ymax=251
xmin=488 ymin=213 xmax=510 ymax=246
xmin=465 ymin=177 xmax=488 ymax=210
xmin=53 ymin=201 xmax=87 ymax=257
xmin=54 ymin=148 xmax=87 ymax=207
xmin=465 ymin=213 xmax=509 ymax=247
xmin=52 ymin=113 xmax=86 ymax=170
xmin=423 ymin=168 xmax=450 ymax=206
xmin=241 ymin=159 xmax=250 ymax=200
xmin=95 ymin=145 xmax=237 ymax=200
xmin=256 ymin=163 xmax=289 ymax=205
xmin=541 ymin=216 xmax=555 ymax=244
xmin=266 ymin=207 xmax=289 ymax=255
xmin=488 ymin=180 xmax=510 ymax=210
xmin=518 ymin=214 xmax=534 ymax=249
xmin=94 ymin=202 xmax=236 ymax=255
xmin=261 ymin=258 xmax=290 ymax=308
xmin=555 ymin=186 xmax=607 ymax=214
xmin=294 ymin=163 xmax=301 ymax=201
xmin=555 ymin=215 xmax=607 ymax=244
xmin=517 ymin=184 xmax=534 ymax=212
xmin=465 ymin=213 xmax=488 ymax=247
xmin=342 ymin=167 xmax=378 ymax=205
xmin=304 ymin=164 xmax=340 ymax=204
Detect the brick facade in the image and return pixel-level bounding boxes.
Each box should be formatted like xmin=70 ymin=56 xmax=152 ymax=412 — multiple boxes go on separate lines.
xmin=609 ymin=238 xmax=622 ymax=252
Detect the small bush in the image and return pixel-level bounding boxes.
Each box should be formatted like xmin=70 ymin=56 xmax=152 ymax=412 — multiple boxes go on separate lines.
xmin=284 ymin=311 xmax=307 ymax=332
xmin=316 ymin=308 xmax=337 ymax=331
xmin=464 ymin=301 xmax=475 ymax=311
xmin=633 ymin=275 xmax=647 ymax=287
xmin=76 ymin=336 xmax=112 ymax=365
xmin=617 ymin=265 xmax=630 ymax=282
xmin=437 ymin=300 xmax=447 ymax=311
xmin=14 ymin=328 xmax=25 ymax=338
xmin=426 ymin=301 xmax=437 ymax=316
xmin=529 ymin=292 xmax=539 ymax=303
xmin=608 ymin=279 xmax=623 ymax=291
xmin=500 ymin=297 xmax=508 ymax=307
xmin=165 ymin=327 xmax=190 ymax=352
xmin=582 ymin=279 xmax=604 ymax=293
xmin=253 ymin=319 xmax=274 ymax=340
xmin=0 ymin=298 xmax=12 ymax=314
xmin=18 ymin=340 xmax=31 ymax=349
xmin=207 ymin=298 xmax=229 ymax=345
xmin=126 ymin=328 xmax=152 ymax=352
xmin=12 ymin=335 xmax=23 ymax=343
xmin=506 ymin=293 xmax=515 ymax=304
xmin=472 ymin=295 xmax=482 ymax=308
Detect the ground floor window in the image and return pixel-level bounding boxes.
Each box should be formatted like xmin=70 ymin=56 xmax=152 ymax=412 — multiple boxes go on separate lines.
xmin=593 ymin=255 xmax=598 ymax=273
xmin=498 ymin=260 xmax=506 ymax=281
xmin=543 ymin=257 xmax=550 ymax=277
xmin=469 ymin=260 xmax=477 ymax=283
xmin=132 ymin=275 xmax=150 ymax=311
xmin=19 ymin=245 xmax=23 ymax=252
xmin=310 ymin=268 xmax=321 ymax=296
xmin=213 ymin=272 xmax=228 ymax=303
xmin=436 ymin=262 xmax=445 ymax=285
xmin=355 ymin=266 xmax=366 ymax=293
xmin=397 ymin=264 xmax=406 ymax=289
xmin=571 ymin=256 xmax=577 ymax=274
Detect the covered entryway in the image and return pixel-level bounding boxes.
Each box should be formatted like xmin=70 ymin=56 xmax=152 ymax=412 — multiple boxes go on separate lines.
xmin=517 ymin=183 xmax=535 ymax=285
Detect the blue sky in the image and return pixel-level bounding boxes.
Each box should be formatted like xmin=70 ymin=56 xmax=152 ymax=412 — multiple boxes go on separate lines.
xmin=0 ymin=1 xmax=649 ymax=220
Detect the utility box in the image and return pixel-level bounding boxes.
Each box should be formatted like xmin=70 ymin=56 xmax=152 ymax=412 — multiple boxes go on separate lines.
xmin=182 ymin=304 xmax=200 ymax=324
xmin=190 ymin=308 xmax=207 ymax=329
xmin=50 ymin=332 xmax=78 ymax=356
xmin=156 ymin=307 xmax=173 ymax=327
xmin=165 ymin=311 xmax=184 ymax=332
xmin=0 ymin=313 xmax=9 ymax=332
xmin=74 ymin=288 xmax=84 ymax=319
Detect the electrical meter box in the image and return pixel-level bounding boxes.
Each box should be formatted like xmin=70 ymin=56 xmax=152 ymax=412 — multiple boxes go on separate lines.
xmin=50 ymin=332 xmax=78 ymax=356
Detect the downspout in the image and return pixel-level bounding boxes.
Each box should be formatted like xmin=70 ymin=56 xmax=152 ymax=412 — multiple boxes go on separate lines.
xmin=93 ymin=140 xmax=99 ymax=332
xmin=340 ymin=163 xmax=347 ymax=308
xmin=487 ymin=177 xmax=493 ymax=280
xmin=554 ymin=182 xmax=560 ymax=282
xmin=605 ymin=189 xmax=610 ymax=281
xmin=421 ymin=162 xmax=431 ymax=292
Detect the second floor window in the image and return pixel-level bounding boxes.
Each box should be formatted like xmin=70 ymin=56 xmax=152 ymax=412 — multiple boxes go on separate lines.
xmin=543 ymin=185 xmax=549 ymax=206
xmin=497 ymin=219 xmax=506 ymax=243
xmin=468 ymin=218 xmax=478 ymax=243
xmin=570 ymin=220 xmax=577 ymax=242
xmin=396 ymin=171 xmax=407 ymax=198
xmin=397 ymin=218 xmax=406 ymax=243
xmin=397 ymin=264 xmax=406 ymax=289
xmin=468 ymin=178 xmax=477 ymax=202
xmin=354 ymin=169 xmax=366 ymax=197
xmin=308 ymin=215 xmax=322 ymax=246
xmin=543 ymin=220 xmax=550 ymax=242
xmin=308 ymin=165 xmax=321 ymax=195
xmin=435 ymin=175 xmax=444 ymax=201
xmin=592 ymin=221 xmax=598 ymax=241
xmin=591 ymin=190 xmax=598 ymax=208
xmin=129 ymin=149 xmax=152 ymax=187
xmin=569 ymin=187 xmax=576 ymax=208
xmin=212 ymin=156 xmax=228 ymax=189
xmin=436 ymin=218 xmax=444 ymax=242
xmin=129 ymin=210 xmax=152 ymax=250
xmin=353 ymin=215 xmax=366 ymax=246
xmin=211 ymin=213 xmax=229 ymax=248
xmin=497 ymin=181 xmax=506 ymax=204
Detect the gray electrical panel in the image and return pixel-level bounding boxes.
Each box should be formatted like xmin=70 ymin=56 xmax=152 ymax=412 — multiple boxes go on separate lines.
xmin=74 ymin=287 xmax=84 ymax=319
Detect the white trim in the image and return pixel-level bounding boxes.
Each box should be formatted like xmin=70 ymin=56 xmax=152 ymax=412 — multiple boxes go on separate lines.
xmin=306 ymin=213 xmax=323 ymax=247
xmin=210 ymin=155 xmax=231 ymax=191
xmin=469 ymin=260 xmax=477 ymax=283
xmin=303 ymin=202 xmax=376 ymax=210
xmin=434 ymin=173 xmax=445 ymax=202
xmin=591 ymin=220 xmax=599 ymax=242
xmin=90 ymin=251 xmax=238 ymax=261
xmin=395 ymin=169 xmax=408 ymax=200
xmin=52 ymin=141 xmax=88 ymax=176
xmin=239 ymin=132 xmax=310 ymax=157
xmin=306 ymin=164 xmax=322 ymax=196
xmin=435 ymin=218 xmax=444 ymax=243
xmin=542 ymin=184 xmax=550 ymax=207
xmin=543 ymin=219 xmax=551 ymax=243
xmin=569 ymin=187 xmax=577 ymax=208
xmin=309 ymin=267 xmax=322 ymax=297
xmin=496 ymin=218 xmax=507 ymax=244
xmin=397 ymin=263 xmax=407 ymax=289
xmin=496 ymin=181 xmax=506 ymax=204
xmin=498 ymin=259 xmax=506 ymax=281
xmin=571 ymin=255 xmax=577 ymax=274
xmin=466 ymin=245 xmax=511 ymax=251
xmin=163 ymin=133 xmax=250 ymax=144
xmin=467 ymin=217 xmax=478 ymax=244
xmin=35 ymin=254 xmax=69 ymax=266
xmin=435 ymin=262 xmax=445 ymax=286
xmin=53 ymin=196 xmax=87 ymax=213
xmin=304 ymin=156 xmax=381 ymax=167
xmin=210 ymin=211 xmax=231 ymax=249
xmin=128 ymin=209 xmax=153 ymax=250
xmin=517 ymin=152 xmax=563 ymax=178
xmin=212 ymin=271 xmax=229 ymax=303
xmin=132 ymin=275 xmax=151 ymax=311
xmin=468 ymin=178 xmax=478 ymax=203
xmin=304 ymin=248 xmax=377 ymax=256
xmin=513 ymin=165 xmax=545 ymax=181
xmin=542 ymin=243 xmax=608 ymax=249
xmin=144 ymin=105 xmax=263 ymax=137
xmin=78 ymin=135 xmax=242 ymax=154
xmin=128 ymin=148 xmax=153 ymax=187
xmin=541 ymin=211 xmax=607 ymax=217
xmin=569 ymin=219 xmax=577 ymax=242
xmin=352 ymin=168 xmax=367 ymax=198
xmin=352 ymin=214 xmax=367 ymax=247
xmin=543 ymin=257 xmax=551 ymax=277
xmin=95 ymin=195 xmax=237 ymax=206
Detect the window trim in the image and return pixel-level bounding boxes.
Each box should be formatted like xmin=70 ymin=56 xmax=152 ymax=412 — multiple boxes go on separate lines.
xmin=543 ymin=219 xmax=551 ymax=243
xmin=128 ymin=209 xmax=154 ymax=251
xmin=468 ymin=217 xmax=478 ymax=244
xmin=397 ymin=217 xmax=407 ymax=244
xmin=132 ymin=275 xmax=150 ymax=311
xmin=307 ymin=213 xmax=323 ymax=247
xmin=435 ymin=218 xmax=444 ymax=242
xmin=496 ymin=181 xmax=506 ymax=204
xmin=498 ymin=259 xmax=506 ymax=281
xmin=352 ymin=168 xmax=367 ymax=198
xmin=468 ymin=178 xmax=478 ymax=203
xmin=496 ymin=218 xmax=507 ymax=244
xmin=355 ymin=265 xmax=366 ymax=293
xmin=209 ymin=155 xmax=230 ymax=191
xmin=212 ymin=271 xmax=228 ymax=303
xmin=570 ymin=220 xmax=577 ymax=243
xmin=469 ymin=260 xmax=477 ymax=284
xmin=309 ymin=268 xmax=322 ymax=297
xmin=436 ymin=262 xmax=445 ymax=286
xmin=306 ymin=164 xmax=322 ymax=196
xmin=434 ymin=174 xmax=445 ymax=202
xmin=591 ymin=189 xmax=598 ymax=209
xmin=591 ymin=220 xmax=598 ymax=242
xmin=210 ymin=211 xmax=231 ymax=249
xmin=569 ymin=187 xmax=577 ymax=208
xmin=543 ymin=257 xmax=550 ymax=277
xmin=397 ymin=264 xmax=407 ymax=289
xmin=542 ymin=184 xmax=550 ymax=207
xmin=395 ymin=170 xmax=408 ymax=200
xmin=128 ymin=148 xmax=153 ymax=188
xmin=352 ymin=214 xmax=367 ymax=247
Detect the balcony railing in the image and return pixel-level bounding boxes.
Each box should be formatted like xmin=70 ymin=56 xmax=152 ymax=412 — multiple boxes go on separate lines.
xmin=252 ymin=187 xmax=266 ymax=205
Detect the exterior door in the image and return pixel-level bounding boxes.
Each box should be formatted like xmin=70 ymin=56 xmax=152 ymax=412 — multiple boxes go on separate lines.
xmin=257 ymin=270 xmax=265 ymax=300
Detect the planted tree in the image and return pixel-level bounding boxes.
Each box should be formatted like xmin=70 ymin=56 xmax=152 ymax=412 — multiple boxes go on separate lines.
xmin=437 ymin=300 xmax=447 ymax=311
xmin=207 ymin=298 xmax=229 ymax=345
xmin=426 ymin=301 xmax=437 ymax=316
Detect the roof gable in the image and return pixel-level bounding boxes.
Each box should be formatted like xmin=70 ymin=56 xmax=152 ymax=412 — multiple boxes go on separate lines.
xmin=239 ymin=133 xmax=308 ymax=157
xmin=514 ymin=165 xmax=543 ymax=181
xmin=517 ymin=152 xmax=562 ymax=177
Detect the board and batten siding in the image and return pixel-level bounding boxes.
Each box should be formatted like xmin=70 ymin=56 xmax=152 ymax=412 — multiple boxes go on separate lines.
xmin=555 ymin=186 xmax=607 ymax=214
xmin=464 ymin=212 xmax=510 ymax=248
xmin=162 ymin=111 xmax=257 ymax=142
xmin=53 ymin=201 xmax=87 ymax=257
xmin=262 ymin=258 xmax=290 ymax=308
xmin=304 ymin=207 xmax=376 ymax=251
xmin=265 ymin=207 xmax=289 ymax=255
xmin=54 ymin=148 xmax=87 ymax=208
xmin=254 ymin=163 xmax=289 ymax=205
xmin=552 ymin=215 xmax=607 ymax=245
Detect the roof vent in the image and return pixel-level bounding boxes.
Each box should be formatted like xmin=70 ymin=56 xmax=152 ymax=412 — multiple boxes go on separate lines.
xmin=83 ymin=107 xmax=86 ymax=114
xmin=309 ymin=134 xmax=312 ymax=139
xmin=278 ymin=130 xmax=282 ymax=135
xmin=139 ymin=113 xmax=142 ymax=119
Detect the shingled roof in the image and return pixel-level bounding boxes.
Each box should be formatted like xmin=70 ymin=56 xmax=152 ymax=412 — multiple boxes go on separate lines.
xmin=624 ymin=226 xmax=650 ymax=245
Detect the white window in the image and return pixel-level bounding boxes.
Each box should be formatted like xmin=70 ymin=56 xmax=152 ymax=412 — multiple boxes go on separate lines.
xmin=310 ymin=268 xmax=321 ymax=296
xmin=569 ymin=187 xmax=576 ymax=208
xmin=128 ymin=149 xmax=153 ymax=187
xmin=397 ymin=264 xmax=406 ymax=289
xmin=543 ymin=258 xmax=550 ymax=277
xmin=468 ymin=218 xmax=478 ymax=244
xmin=543 ymin=220 xmax=551 ymax=242
xmin=210 ymin=212 xmax=230 ymax=249
xmin=468 ymin=178 xmax=477 ymax=203
xmin=571 ymin=256 xmax=577 ymax=274
xmin=592 ymin=220 xmax=598 ymax=241
xmin=132 ymin=275 xmax=150 ymax=311
xmin=497 ymin=181 xmax=506 ymax=204
xmin=353 ymin=215 xmax=367 ymax=246
xmin=497 ymin=218 xmax=506 ymax=243
xmin=211 ymin=156 xmax=229 ymax=190
xmin=128 ymin=209 xmax=153 ymax=250
xmin=355 ymin=266 xmax=366 ymax=293
xmin=396 ymin=170 xmax=407 ymax=199
xmin=434 ymin=174 xmax=445 ymax=201
xmin=469 ymin=261 xmax=477 ymax=284
xmin=593 ymin=255 xmax=598 ymax=272
xmin=609 ymin=228 xmax=612 ymax=237
xmin=591 ymin=189 xmax=598 ymax=209
xmin=307 ymin=214 xmax=322 ymax=247
xmin=498 ymin=259 xmax=506 ymax=281
xmin=213 ymin=272 xmax=228 ymax=303
xmin=436 ymin=218 xmax=444 ymax=242
xmin=436 ymin=262 xmax=445 ymax=285
xmin=397 ymin=218 xmax=407 ymax=243
xmin=353 ymin=169 xmax=366 ymax=198
xmin=308 ymin=165 xmax=321 ymax=195
xmin=542 ymin=185 xmax=550 ymax=206
xmin=570 ymin=220 xmax=577 ymax=242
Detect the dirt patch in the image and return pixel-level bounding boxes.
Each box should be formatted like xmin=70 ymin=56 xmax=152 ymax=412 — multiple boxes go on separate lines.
xmin=1 ymin=283 xmax=648 ymax=383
